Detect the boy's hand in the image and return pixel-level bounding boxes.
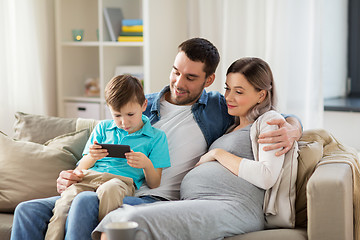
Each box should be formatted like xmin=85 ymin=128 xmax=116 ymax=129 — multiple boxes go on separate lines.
xmin=125 ymin=150 xmax=151 ymax=169
xmin=89 ymin=141 xmax=108 ymax=160
xmin=126 ymin=150 xmax=161 ymax=188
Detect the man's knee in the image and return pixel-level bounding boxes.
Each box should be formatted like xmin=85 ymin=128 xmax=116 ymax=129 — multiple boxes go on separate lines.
xmin=14 ymin=201 xmax=30 ymax=217
xmin=15 ymin=196 xmax=60 ymax=216
xmin=14 ymin=199 xmax=49 ymax=216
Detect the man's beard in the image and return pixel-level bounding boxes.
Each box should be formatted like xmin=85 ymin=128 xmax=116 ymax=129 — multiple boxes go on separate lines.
xmin=169 ymin=82 xmax=205 ymax=105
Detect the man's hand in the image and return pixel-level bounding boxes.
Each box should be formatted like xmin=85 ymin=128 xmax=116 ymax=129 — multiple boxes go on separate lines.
xmin=56 ymin=169 xmax=84 ymax=194
xmin=258 ymin=117 xmax=302 ymax=156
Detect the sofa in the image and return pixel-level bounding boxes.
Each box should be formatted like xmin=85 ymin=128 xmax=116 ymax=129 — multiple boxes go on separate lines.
xmin=0 ymin=112 xmax=358 ymax=240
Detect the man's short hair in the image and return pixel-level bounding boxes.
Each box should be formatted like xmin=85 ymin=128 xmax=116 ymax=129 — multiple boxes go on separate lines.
xmin=178 ymin=38 xmax=220 ymax=78
xmin=105 ymin=74 xmax=145 ymax=111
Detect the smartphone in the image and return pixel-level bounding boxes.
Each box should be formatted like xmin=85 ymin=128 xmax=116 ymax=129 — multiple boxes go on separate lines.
xmin=97 ymin=144 xmax=131 ymax=158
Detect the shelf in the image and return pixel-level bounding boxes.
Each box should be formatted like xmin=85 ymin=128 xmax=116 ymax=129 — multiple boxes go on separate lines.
xmin=63 ymin=96 xmax=102 ymax=103
xmin=61 ymin=41 xmax=100 ymax=47
xmin=102 ymin=41 xmax=144 ymax=47
xmin=61 ymin=41 xmax=144 ymax=47
xmin=62 ymin=42 xmax=100 ymax=47
xmin=56 ymin=0 xmax=145 ymax=119
xmin=56 ymin=0 xmax=187 ymax=119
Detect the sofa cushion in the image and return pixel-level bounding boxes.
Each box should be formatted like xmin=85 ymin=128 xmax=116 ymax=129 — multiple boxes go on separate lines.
xmin=0 ymin=129 xmax=89 ymax=212
xmin=0 ymin=213 xmax=13 ymax=240
xmin=76 ymin=118 xmax=99 ymax=134
xmin=295 ymin=138 xmax=323 ymax=227
xmin=13 ymin=112 xmax=77 ymax=144
xmin=225 ymin=228 xmax=307 ymax=240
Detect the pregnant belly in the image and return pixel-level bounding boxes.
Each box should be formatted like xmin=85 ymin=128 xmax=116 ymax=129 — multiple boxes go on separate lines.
xmin=180 ymin=161 xmax=263 ymax=201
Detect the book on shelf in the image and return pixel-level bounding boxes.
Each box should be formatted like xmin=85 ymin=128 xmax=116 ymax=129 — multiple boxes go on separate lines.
xmin=122 ymin=25 xmax=143 ymax=32
xmin=120 ymin=31 xmax=143 ymax=37
xmin=122 ymin=19 xmax=143 ymax=26
xmin=103 ymin=7 xmax=123 ymax=41
xmin=118 ymin=36 xmax=143 ymax=42
xmin=115 ymin=65 xmax=144 ymax=86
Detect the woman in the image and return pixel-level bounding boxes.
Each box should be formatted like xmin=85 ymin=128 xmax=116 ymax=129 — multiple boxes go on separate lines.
xmin=96 ymin=57 xmax=290 ymax=240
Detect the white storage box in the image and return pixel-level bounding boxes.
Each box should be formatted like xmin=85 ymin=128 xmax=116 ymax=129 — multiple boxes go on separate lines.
xmin=65 ymin=102 xmax=100 ymax=120
xmin=104 ymin=105 xmax=112 ymax=120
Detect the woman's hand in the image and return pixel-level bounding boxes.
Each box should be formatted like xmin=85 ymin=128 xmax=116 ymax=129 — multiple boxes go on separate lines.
xmin=195 ymin=149 xmax=218 ymax=167
xmin=196 ymin=148 xmax=242 ymax=176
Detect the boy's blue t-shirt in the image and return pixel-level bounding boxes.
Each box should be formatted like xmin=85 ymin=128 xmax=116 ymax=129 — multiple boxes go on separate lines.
xmin=81 ymin=115 xmax=171 ymax=189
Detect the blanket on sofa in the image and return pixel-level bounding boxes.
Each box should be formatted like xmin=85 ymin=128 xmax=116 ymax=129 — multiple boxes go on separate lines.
xmin=297 ymin=129 xmax=360 ymax=240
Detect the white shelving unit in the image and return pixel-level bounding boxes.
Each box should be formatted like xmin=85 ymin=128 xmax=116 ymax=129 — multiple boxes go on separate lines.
xmin=55 ymin=0 xmax=187 ymax=120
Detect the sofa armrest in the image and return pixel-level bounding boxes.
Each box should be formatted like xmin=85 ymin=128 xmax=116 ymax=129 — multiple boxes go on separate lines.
xmin=307 ymin=162 xmax=353 ymax=240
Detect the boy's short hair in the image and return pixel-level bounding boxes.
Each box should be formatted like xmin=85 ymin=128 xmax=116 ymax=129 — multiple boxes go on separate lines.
xmin=178 ymin=38 xmax=220 ymax=78
xmin=105 ymin=74 xmax=145 ymax=111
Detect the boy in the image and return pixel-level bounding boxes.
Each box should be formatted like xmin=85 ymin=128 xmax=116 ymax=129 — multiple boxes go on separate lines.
xmin=44 ymin=75 xmax=170 ymax=240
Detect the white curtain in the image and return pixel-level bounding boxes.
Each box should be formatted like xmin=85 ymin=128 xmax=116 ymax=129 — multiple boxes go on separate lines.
xmin=187 ymin=0 xmax=348 ymax=130
xmin=0 ymin=0 xmax=56 ymax=135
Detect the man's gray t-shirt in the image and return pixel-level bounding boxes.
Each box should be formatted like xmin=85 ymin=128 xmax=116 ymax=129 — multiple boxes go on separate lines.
xmin=135 ymin=98 xmax=207 ymax=200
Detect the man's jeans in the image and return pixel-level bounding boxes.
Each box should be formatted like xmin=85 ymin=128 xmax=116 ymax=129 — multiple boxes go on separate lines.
xmin=11 ymin=191 xmax=159 ymax=240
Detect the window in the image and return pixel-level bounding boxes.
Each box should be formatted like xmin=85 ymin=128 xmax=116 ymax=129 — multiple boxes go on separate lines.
xmin=348 ymin=0 xmax=360 ymax=97
xmin=325 ymin=0 xmax=360 ymax=112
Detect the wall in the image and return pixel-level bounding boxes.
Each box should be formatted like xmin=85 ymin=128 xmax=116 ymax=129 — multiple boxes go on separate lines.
xmin=323 ymin=111 xmax=360 ymax=151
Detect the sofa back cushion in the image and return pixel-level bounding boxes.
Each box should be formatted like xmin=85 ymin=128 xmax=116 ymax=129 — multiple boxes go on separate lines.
xmin=0 ymin=129 xmax=89 ymax=212
xmin=13 ymin=112 xmax=77 ymax=144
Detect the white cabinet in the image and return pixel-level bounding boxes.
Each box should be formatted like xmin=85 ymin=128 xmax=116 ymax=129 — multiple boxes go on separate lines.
xmin=55 ymin=0 xmax=187 ymax=119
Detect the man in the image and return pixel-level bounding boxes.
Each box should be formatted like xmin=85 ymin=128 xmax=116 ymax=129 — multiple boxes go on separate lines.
xmin=11 ymin=38 xmax=302 ymax=240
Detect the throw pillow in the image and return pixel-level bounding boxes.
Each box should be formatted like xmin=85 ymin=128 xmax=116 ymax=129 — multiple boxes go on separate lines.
xmin=0 ymin=129 xmax=89 ymax=212
xmin=13 ymin=112 xmax=77 ymax=144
